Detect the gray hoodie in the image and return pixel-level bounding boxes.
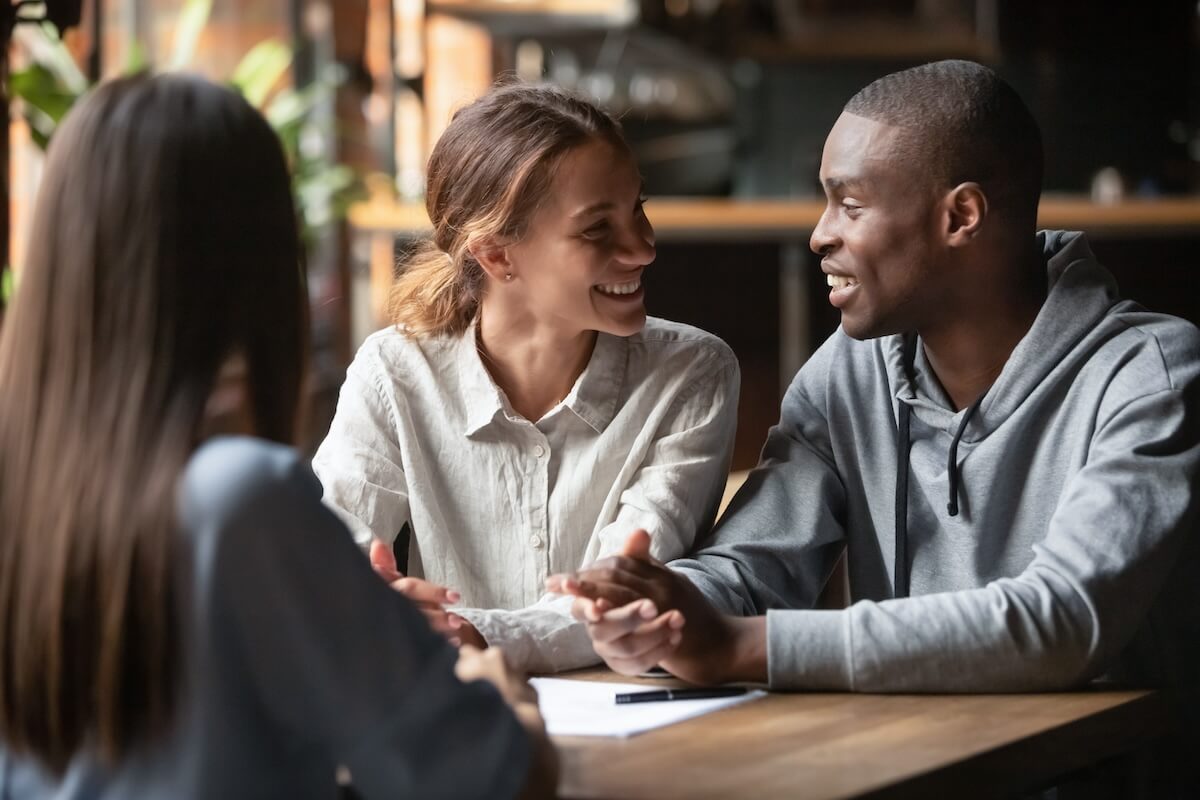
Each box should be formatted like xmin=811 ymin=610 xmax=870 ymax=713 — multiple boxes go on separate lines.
xmin=672 ymin=230 xmax=1200 ymax=704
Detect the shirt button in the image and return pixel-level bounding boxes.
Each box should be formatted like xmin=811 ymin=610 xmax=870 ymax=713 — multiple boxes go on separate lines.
xmin=530 ymin=535 xmax=544 ymax=549
xmin=533 ymin=444 xmax=546 ymax=458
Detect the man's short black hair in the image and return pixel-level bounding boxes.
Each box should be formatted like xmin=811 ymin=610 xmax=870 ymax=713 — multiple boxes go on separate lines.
xmin=844 ymin=60 xmax=1043 ymax=228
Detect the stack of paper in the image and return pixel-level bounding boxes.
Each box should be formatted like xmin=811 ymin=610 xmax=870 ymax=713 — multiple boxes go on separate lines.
xmin=529 ymin=677 xmax=764 ymax=738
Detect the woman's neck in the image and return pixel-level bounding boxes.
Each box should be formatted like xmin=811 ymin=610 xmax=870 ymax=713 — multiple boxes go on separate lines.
xmin=476 ymin=305 xmax=597 ymax=422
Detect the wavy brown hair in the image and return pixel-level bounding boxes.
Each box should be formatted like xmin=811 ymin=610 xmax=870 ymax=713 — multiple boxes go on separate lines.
xmin=0 ymin=74 xmax=306 ymax=772
xmin=389 ymin=82 xmax=631 ymax=337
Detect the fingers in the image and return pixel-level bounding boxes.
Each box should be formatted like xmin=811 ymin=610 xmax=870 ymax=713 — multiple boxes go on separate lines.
xmin=588 ymin=600 xmax=684 ymax=647
xmin=577 ymin=553 xmax=664 ymax=583
xmin=620 ymin=528 xmax=654 ymax=562
xmin=552 ymin=559 xmax=664 ymax=601
xmin=591 ymin=604 xmax=685 ymax=675
xmin=550 ymin=574 xmax=644 ymax=612
xmin=369 ymin=538 xmax=401 ymax=582
xmin=604 ymin=634 xmax=684 ymax=677
xmin=422 ymin=608 xmax=467 ymax=641
xmin=454 ymin=644 xmax=488 ymax=682
xmin=544 ymin=537 xmax=663 ymax=601
xmin=570 ymin=595 xmax=617 ymax=624
xmin=456 ymin=646 xmax=534 ymax=707
xmin=389 ymin=575 xmax=462 ymax=606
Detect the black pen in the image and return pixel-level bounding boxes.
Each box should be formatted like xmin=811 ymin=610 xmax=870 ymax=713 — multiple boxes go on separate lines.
xmin=614 ymin=687 xmax=748 ymax=704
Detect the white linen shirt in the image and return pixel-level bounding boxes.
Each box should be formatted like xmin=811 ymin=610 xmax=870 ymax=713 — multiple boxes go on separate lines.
xmin=312 ymin=316 xmax=739 ymax=672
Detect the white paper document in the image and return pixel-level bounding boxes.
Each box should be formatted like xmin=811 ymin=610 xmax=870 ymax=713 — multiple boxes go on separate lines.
xmin=530 ymin=677 xmax=765 ymax=738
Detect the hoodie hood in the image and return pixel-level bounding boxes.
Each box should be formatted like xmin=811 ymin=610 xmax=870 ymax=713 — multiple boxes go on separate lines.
xmin=885 ymin=230 xmax=1129 ymax=596
xmin=886 ymin=230 xmax=1122 ymax=438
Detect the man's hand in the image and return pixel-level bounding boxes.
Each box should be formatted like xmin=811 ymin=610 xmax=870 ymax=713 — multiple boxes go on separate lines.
xmin=369 ymin=537 xmax=486 ymax=648
xmin=547 ymin=530 xmax=764 ymax=684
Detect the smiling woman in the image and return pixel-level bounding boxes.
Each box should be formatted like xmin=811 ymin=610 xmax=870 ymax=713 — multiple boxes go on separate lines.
xmin=312 ymin=82 xmax=740 ymax=673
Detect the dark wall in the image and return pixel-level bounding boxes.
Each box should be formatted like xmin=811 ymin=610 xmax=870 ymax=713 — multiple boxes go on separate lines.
xmin=735 ymin=1 xmax=1198 ymax=198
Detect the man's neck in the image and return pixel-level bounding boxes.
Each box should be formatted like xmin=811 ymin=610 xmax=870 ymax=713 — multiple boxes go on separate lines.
xmin=477 ymin=304 xmax=596 ymax=423
xmin=920 ymin=266 xmax=1046 ymax=411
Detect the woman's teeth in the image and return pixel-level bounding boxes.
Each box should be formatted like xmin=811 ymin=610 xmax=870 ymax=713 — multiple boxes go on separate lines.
xmin=596 ymin=280 xmax=641 ymax=296
xmin=827 ymin=275 xmax=857 ymax=290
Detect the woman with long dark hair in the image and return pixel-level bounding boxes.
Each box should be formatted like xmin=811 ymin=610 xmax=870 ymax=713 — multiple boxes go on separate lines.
xmin=0 ymin=74 xmax=554 ymax=799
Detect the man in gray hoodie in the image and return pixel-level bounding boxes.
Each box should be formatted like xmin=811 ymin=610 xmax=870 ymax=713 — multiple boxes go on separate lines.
xmin=551 ymin=59 xmax=1200 ymax=782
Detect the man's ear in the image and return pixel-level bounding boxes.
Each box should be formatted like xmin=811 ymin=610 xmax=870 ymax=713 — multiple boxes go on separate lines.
xmin=943 ymin=182 xmax=987 ymax=247
xmin=469 ymin=237 xmax=514 ymax=283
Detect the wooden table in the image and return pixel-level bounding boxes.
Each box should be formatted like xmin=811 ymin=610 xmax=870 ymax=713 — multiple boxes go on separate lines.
xmin=552 ymin=669 xmax=1166 ymax=800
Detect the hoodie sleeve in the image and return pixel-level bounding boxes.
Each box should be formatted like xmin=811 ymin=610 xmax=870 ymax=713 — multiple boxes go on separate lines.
xmin=670 ymin=334 xmax=849 ymax=622
xmin=765 ymin=341 xmax=1200 ymax=691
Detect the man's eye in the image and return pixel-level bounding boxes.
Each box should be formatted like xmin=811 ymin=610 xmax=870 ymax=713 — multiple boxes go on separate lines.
xmin=842 ymin=201 xmax=863 ymax=216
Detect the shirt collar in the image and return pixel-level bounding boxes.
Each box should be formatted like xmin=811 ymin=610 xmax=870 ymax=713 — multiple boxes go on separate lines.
xmin=457 ymin=322 xmax=628 ymax=437
xmin=561 ymin=331 xmax=626 ymax=434
xmin=458 ymin=319 xmax=509 ymax=437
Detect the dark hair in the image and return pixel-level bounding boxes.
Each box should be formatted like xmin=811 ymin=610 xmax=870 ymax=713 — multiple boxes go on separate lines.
xmin=0 ymin=73 xmax=306 ymax=771
xmin=845 ymin=59 xmax=1044 ymax=228
xmin=389 ymin=81 xmax=631 ymax=337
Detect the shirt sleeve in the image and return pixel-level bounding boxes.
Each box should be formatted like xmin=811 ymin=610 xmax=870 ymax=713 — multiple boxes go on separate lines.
xmin=765 ymin=381 xmax=1200 ymax=691
xmin=457 ymin=354 xmax=742 ymax=673
xmin=186 ymin=444 xmax=529 ymax=800
xmin=311 ymin=355 xmax=410 ymax=550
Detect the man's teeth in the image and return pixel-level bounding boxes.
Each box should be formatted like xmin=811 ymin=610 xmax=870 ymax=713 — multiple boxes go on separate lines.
xmin=596 ymin=280 xmax=641 ymax=296
xmin=827 ymin=275 xmax=858 ymax=290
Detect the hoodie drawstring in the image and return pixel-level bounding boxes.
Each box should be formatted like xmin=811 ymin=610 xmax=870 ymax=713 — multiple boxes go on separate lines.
xmin=893 ymin=363 xmax=986 ymax=598
xmin=945 ymin=393 xmax=986 ymax=516
xmin=894 ymin=401 xmax=913 ymax=598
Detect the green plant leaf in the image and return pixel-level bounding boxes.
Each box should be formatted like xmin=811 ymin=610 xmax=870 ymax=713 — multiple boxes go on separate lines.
xmin=167 ymin=0 xmax=212 ymax=71
xmin=12 ymin=23 xmax=88 ymax=94
xmin=9 ymin=63 xmax=79 ymax=122
xmin=124 ymin=40 xmax=148 ymax=74
xmin=2 ymin=267 xmax=15 ymax=306
xmin=8 ymin=63 xmax=82 ymax=148
xmin=264 ymin=85 xmax=319 ymax=133
xmin=230 ymin=39 xmax=292 ymax=107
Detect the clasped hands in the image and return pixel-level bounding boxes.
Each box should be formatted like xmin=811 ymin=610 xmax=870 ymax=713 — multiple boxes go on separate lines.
xmin=545 ymin=529 xmax=762 ymax=685
xmin=368 ymin=538 xmax=487 ymax=649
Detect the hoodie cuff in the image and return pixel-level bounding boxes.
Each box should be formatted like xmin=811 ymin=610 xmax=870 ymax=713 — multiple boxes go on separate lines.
xmin=766 ymin=609 xmax=853 ymax=690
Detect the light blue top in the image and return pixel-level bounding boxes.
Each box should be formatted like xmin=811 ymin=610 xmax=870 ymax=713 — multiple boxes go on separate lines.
xmin=0 ymin=437 xmax=529 ymax=799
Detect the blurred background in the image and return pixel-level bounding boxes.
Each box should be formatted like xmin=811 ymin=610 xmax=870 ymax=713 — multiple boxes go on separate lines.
xmin=2 ymin=0 xmax=1199 ymax=464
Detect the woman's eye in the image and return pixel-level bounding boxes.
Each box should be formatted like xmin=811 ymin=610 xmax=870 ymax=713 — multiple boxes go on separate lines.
xmin=582 ymin=223 xmax=611 ymax=240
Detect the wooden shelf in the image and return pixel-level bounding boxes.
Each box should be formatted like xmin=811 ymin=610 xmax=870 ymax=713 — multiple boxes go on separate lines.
xmin=349 ymin=195 xmax=1200 ymax=242
xmin=429 ymin=0 xmax=636 ymax=31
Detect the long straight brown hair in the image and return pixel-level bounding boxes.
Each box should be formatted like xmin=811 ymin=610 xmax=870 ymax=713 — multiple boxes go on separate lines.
xmin=0 ymin=74 xmax=306 ymax=772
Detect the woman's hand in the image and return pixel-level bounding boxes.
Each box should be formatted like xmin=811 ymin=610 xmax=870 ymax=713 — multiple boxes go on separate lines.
xmin=455 ymin=646 xmax=558 ymax=800
xmin=369 ymin=537 xmax=485 ymax=648
xmin=454 ymin=645 xmax=536 ymax=707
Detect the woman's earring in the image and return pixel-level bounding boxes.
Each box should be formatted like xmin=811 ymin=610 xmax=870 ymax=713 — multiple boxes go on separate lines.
xmin=505 ymin=272 xmax=513 ymax=281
